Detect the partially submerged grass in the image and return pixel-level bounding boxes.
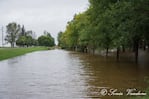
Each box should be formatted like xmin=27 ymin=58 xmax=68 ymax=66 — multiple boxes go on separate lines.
xmin=129 ymin=88 xmax=149 ymax=99
xmin=0 ymin=47 xmax=48 ymax=61
xmin=130 ymin=79 xmax=149 ymax=99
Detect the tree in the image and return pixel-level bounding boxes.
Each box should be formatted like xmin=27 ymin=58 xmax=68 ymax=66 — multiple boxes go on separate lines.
xmin=57 ymin=31 xmax=63 ymax=46
xmin=38 ymin=32 xmax=55 ymax=47
xmin=58 ymin=0 xmax=149 ymax=63
xmin=16 ymin=25 xmax=37 ymax=47
xmin=21 ymin=25 xmax=25 ymax=36
xmin=16 ymin=35 xmax=36 ymax=47
xmin=43 ymin=31 xmax=55 ymax=46
xmin=58 ymin=13 xmax=90 ymax=51
xmin=5 ymin=22 xmax=21 ymax=47
xmin=26 ymin=36 xmax=34 ymax=47
xmin=130 ymin=0 xmax=149 ymax=62
xmin=16 ymin=36 xmax=26 ymax=47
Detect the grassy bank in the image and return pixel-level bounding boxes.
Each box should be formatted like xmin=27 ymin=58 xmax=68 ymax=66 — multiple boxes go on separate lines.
xmin=130 ymin=88 xmax=149 ymax=99
xmin=0 ymin=47 xmax=48 ymax=61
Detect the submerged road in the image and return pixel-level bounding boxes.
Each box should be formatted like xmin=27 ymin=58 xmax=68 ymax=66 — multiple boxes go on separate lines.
xmin=0 ymin=49 xmax=149 ymax=99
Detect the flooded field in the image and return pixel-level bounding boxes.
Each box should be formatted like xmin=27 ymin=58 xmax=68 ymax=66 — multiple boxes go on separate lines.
xmin=0 ymin=49 xmax=148 ymax=99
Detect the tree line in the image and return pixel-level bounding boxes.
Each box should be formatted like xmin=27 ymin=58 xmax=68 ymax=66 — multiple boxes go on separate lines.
xmin=58 ymin=0 xmax=149 ymax=62
xmin=5 ymin=22 xmax=55 ymax=47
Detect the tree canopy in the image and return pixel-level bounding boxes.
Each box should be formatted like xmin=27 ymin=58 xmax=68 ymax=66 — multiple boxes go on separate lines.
xmin=58 ymin=0 xmax=149 ymax=62
xmin=5 ymin=22 xmax=21 ymax=47
xmin=38 ymin=31 xmax=55 ymax=47
xmin=5 ymin=22 xmax=55 ymax=47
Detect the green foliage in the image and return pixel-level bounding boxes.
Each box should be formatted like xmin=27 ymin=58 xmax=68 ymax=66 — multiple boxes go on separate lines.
xmin=16 ymin=36 xmax=26 ymax=46
xmin=38 ymin=32 xmax=55 ymax=47
xmin=58 ymin=0 xmax=149 ymax=58
xmin=5 ymin=23 xmax=38 ymax=47
xmin=5 ymin=22 xmax=21 ymax=47
xmin=16 ymin=26 xmax=38 ymax=47
xmin=57 ymin=31 xmax=63 ymax=47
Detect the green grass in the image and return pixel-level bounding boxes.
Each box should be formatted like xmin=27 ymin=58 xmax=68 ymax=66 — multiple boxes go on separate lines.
xmin=130 ymin=90 xmax=149 ymax=99
xmin=0 ymin=47 xmax=48 ymax=61
xmin=130 ymin=79 xmax=149 ymax=99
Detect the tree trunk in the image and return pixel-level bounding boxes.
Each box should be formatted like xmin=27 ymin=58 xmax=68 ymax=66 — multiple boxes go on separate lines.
xmin=81 ymin=46 xmax=85 ymax=53
xmin=11 ymin=42 xmax=14 ymax=48
xmin=143 ymin=45 xmax=146 ymax=51
xmin=116 ymin=47 xmax=120 ymax=61
xmin=75 ymin=46 xmax=78 ymax=51
xmin=86 ymin=46 xmax=88 ymax=53
xmin=134 ymin=40 xmax=139 ymax=63
xmin=106 ymin=47 xmax=109 ymax=57
xmin=92 ymin=48 xmax=95 ymax=54
xmin=148 ymin=44 xmax=149 ymax=51
xmin=122 ymin=45 xmax=125 ymax=52
xmin=85 ymin=46 xmax=88 ymax=53
xmin=143 ymin=42 xmax=146 ymax=51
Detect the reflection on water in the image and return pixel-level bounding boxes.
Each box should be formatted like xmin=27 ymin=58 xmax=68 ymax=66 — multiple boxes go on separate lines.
xmin=0 ymin=49 xmax=149 ymax=99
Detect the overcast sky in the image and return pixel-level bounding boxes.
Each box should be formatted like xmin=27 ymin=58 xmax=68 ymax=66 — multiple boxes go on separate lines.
xmin=0 ymin=0 xmax=89 ymax=45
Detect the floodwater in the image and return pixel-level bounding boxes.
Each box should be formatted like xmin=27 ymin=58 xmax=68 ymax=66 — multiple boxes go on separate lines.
xmin=0 ymin=49 xmax=149 ymax=99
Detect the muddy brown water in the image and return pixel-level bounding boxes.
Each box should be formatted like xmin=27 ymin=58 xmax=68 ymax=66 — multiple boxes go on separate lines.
xmin=0 ymin=49 xmax=149 ymax=99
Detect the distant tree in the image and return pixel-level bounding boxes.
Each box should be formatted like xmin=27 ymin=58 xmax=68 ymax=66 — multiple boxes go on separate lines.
xmin=26 ymin=36 xmax=34 ymax=47
xmin=21 ymin=25 xmax=25 ymax=36
xmin=44 ymin=31 xmax=55 ymax=46
xmin=26 ymin=30 xmax=33 ymax=37
xmin=38 ymin=32 xmax=55 ymax=47
xmin=5 ymin=22 xmax=21 ymax=47
xmin=55 ymin=0 xmax=149 ymax=63
xmin=16 ymin=25 xmax=37 ymax=47
xmin=32 ymin=39 xmax=38 ymax=46
xmin=16 ymin=36 xmax=26 ymax=47
xmin=57 ymin=31 xmax=63 ymax=46
xmin=16 ymin=35 xmax=35 ymax=47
